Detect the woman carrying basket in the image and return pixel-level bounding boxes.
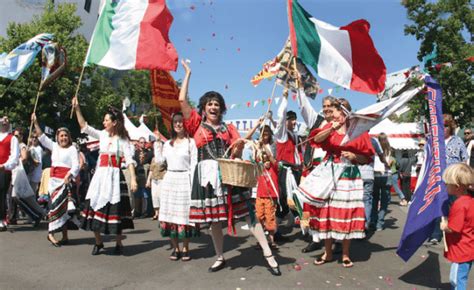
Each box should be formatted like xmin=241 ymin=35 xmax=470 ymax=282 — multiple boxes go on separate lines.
xmin=294 ymin=99 xmax=375 ymax=268
xmin=178 ymin=60 xmax=280 ymax=276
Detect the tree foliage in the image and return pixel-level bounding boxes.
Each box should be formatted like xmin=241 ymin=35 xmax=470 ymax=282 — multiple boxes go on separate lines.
xmin=403 ymin=0 xmax=473 ymax=127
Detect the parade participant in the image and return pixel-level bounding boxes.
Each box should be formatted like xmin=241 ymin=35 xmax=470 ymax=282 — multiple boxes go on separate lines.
xmin=274 ymin=91 xmax=303 ymax=234
xmin=298 ymin=99 xmax=375 ymax=268
xmin=179 ymin=60 xmax=280 ymax=275
xmin=440 ymin=163 xmax=474 ymax=290
xmin=158 ymin=113 xmax=199 ymax=261
xmin=32 ymin=114 xmax=79 ymax=246
xmin=9 ymin=128 xmax=45 ymax=227
xmin=72 ymin=97 xmax=138 ymax=255
xmin=255 ymin=146 xmax=279 ymax=249
xmin=299 ymin=93 xmax=335 ymax=253
xmin=0 ymin=116 xmax=19 ymax=232
xmin=147 ymin=139 xmax=165 ymax=220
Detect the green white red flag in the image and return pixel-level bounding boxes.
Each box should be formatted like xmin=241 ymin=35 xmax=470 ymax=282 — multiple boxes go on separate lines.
xmin=85 ymin=0 xmax=178 ymax=71
xmin=287 ymin=0 xmax=386 ymax=94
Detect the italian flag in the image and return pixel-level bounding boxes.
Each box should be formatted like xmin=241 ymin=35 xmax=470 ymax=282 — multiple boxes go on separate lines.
xmin=287 ymin=0 xmax=386 ymax=94
xmin=85 ymin=0 xmax=178 ymax=71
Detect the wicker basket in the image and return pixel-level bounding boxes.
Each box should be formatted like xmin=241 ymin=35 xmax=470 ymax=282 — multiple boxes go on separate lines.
xmin=217 ymin=158 xmax=262 ymax=188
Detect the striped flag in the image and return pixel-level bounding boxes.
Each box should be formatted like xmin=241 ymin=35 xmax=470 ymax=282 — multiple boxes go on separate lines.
xmin=85 ymin=0 xmax=178 ymax=71
xmin=287 ymin=0 xmax=386 ymax=94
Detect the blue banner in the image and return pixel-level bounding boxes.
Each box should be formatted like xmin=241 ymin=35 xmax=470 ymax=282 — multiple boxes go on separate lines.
xmin=0 ymin=33 xmax=53 ymax=80
xmin=397 ymin=76 xmax=448 ymax=262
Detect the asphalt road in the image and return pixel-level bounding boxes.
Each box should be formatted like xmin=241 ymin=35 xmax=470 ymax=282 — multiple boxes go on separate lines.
xmin=0 ymin=201 xmax=462 ymax=290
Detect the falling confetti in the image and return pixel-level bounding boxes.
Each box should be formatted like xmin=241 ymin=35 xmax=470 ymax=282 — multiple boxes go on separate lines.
xmin=378 ymin=276 xmax=383 ymax=280
xmin=212 ymin=33 xmax=216 ymax=37
xmin=339 ymin=276 xmax=345 ymax=279
xmin=200 ymin=48 xmax=206 ymax=52
xmin=225 ymin=85 xmax=229 ymax=90
xmin=190 ymin=5 xmax=196 ymax=10
xmin=326 ymin=281 xmax=331 ymax=284
xmin=336 ymin=283 xmax=342 ymax=287
xmin=230 ymin=36 xmax=234 ymax=40
xmin=296 ymin=282 xmax=302 ymax=286
xmin=186 ymin=38 xmax=192 ymax=42
xmin=294 ymin=264 xmax=302 ymax=271
xmin=240 ymin=277 xmax=246 ymax=281
xmin=237 ymin=48 xmax=241 ymax=52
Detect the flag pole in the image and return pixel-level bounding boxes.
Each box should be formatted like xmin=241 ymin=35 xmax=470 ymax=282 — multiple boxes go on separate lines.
xmin=441 ymin=216 xmax=449 ymax=252
xmin=0 ymin=77 xmax=21 ymax=99
xmin=27 ymin=82 xmax=43 ymax=147
xmin=69 ymin=65 xmax=86 ymax=118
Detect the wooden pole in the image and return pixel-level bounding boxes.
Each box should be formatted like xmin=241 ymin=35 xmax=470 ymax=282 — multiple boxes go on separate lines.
xmin=0 ymin=78 xmax=18 ymax=99
xmin=69 ymin=65 xmax=86 ymax=118
xmin=27 ymin=83 xmax=43 ymax=147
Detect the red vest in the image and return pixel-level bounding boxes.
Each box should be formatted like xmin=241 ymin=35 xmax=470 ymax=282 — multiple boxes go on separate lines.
xmin=0 ymin=134 xmax=13 ymax=171
xmin=276 ymin=134 xmax=302 ymax=164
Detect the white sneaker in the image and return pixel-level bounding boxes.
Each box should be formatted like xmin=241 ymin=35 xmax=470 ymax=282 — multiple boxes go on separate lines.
xmin=240 ymin=224 xmax=250 ymax=230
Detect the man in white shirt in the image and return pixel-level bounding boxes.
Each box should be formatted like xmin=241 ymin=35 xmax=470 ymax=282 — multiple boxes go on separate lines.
xmin=0 ymin=116 xmax=19 ymax=231
xmin=27 ymin=134 xmax=43 ymax=193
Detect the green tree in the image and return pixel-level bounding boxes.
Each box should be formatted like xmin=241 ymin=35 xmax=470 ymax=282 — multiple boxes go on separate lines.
xmin=0 ymin=1 xmax=137 ymax=137
xmin=403 ymin=0 xmax=474 ymax=127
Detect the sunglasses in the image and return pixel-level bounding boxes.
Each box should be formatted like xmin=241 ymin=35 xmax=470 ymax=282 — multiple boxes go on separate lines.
xmin=464 ymin=132 xmax=472 ymax=135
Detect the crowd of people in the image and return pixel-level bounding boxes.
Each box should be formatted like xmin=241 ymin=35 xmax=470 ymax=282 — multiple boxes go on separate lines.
xmin=0 ymin=61 xmax=473 ymax=286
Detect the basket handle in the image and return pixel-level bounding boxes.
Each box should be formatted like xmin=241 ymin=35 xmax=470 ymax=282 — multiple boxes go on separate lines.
xmin=224 ymin=139 xmax=258 ymax=160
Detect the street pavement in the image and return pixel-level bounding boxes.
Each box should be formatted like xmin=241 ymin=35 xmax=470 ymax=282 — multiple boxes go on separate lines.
xmin=0 ymin=201 xmax=461 ymax=290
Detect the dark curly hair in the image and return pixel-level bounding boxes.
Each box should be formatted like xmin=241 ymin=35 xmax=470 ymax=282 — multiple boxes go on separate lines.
xmin=106 ymin=106 xmax=130 ymax=140
xmin=197 ymin=91 xmax=227 ymax=122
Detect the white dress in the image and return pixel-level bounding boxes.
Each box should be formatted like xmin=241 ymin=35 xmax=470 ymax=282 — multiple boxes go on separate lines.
xmin=82 ymin=125 xmax=136 ymax=211
xmin=159 ymin=139 xmax=197 ymax=226
xmin=38 ymin=134 xmax=80 ymax=233
xmin=151 ymin=141 xmax=164 ymax=209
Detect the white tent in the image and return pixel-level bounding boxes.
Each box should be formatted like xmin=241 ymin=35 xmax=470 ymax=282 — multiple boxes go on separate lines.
xmin=123 ymin=114 xmax=156 ymax=141
xmin=369 ymin=119 xmax=424 ymax=150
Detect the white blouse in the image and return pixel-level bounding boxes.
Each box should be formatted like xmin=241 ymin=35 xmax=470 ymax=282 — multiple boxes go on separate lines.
xmin=163 ymin=138 xmax=197 ymax=172
xmin=38 ymin=134 xmax=79 ymax=178
xmin=81 ymin=124 xmax=136 ymax=167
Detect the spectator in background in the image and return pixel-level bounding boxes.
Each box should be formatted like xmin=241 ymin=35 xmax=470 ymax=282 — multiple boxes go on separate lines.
xmin=415 ymin=139 xmax=426 ymax=177
xmin=370 ymin=133 xmax=392 ymax=231
xmin=133 ymin=137 xmax=153 ymax=218
xmin=388 ymin=149 xmax=407 ymax=206
xmin=463 ymin=128 xmax=473 ymax=167
xmin=27 ymin=134 xmax=43 ymax=194
xmin=463 ymin=128 xmax=472 ymax=147
xmin=399 ymin=150 xmax=414 ymax=203
xmin=443 ymin=114 xmax=467 ymax=167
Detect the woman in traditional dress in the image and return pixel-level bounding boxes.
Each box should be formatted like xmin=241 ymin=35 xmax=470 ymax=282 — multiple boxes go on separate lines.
xmin=158 ymin=113 xmax=199 ymax=261
xmin=31 ymin=114 xmax=79 ymax=247
xmin=72 ymin=97 xmax=137 ymax=255
xmin=296 ymin=99 xmax=375 ymax=268
xmin=179 ymin=60 xmax=280 ymax=275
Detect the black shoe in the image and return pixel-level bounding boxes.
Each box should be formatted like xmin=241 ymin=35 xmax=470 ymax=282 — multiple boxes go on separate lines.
xmin=59 ymin=239 xmax=69 ymax=246
xmin=113 ymin=244 xmax=123 ymax=255
xmin=92 ymin=243 xmax=104 ymax=255
xmin=301 ymin=241 xmax=319 ymax=253
xmin=33 ymin=219 xmax=41 ymax=228
xmin=264 ymin=255 xmax=281 ymax=276
xmin=333 ymin=242 xmax=342 ymax=255
xmin=47 ymin=236 xmax=61 ymax=248
xmin=208 ymin=259 xmax=226 ymax=273
xmin=273 ymin=232 xmax=289 ymax=243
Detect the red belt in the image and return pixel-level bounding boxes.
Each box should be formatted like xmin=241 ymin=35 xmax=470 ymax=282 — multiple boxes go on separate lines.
xmin=99 ymin=154 xmax=122 ymax=168
xmin=50 ymin=166 xmax=70 ymax=179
